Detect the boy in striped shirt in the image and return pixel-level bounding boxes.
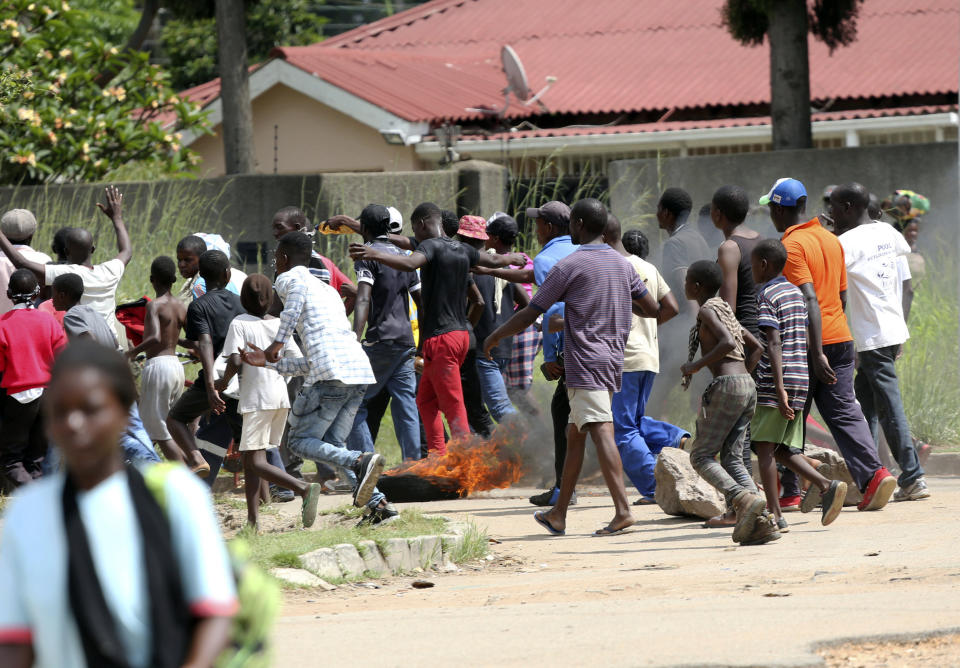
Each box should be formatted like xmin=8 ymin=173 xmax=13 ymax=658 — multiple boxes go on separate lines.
xmin=749 ymin=240 xmax=846 ymax=530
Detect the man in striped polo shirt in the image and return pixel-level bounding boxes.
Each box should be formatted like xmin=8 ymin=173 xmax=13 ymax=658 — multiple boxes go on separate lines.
xmin=483 ymin=198 xmax=663 ymax=537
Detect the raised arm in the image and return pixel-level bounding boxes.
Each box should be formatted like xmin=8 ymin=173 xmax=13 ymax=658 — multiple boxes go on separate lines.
xmin=0 ymin=231 xmax=46 ymax=282
xmin=96 ymin=185 xmax=132 ymax=266
xmin=799 ymin=282 xmax=837 ymax=385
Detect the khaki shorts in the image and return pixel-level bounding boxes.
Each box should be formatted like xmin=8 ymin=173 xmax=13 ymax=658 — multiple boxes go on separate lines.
xmin=567 ymin=388 xmax=614 ymax=432
xmin=239 ymin=408 xmax=289 ymax=452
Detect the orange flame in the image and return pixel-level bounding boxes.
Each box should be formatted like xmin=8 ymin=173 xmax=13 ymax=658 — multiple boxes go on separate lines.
xmin=384 ymin=425 xmax=526 ymax=495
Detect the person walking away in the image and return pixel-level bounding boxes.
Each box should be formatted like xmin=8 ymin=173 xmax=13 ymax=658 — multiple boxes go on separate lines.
xmin=679 ymin=261 xmax=779 ymax=545
xmin=243 ymin=232 xmax=397 ymax=525
xmin=748 ymin=240 xmax=847 ymax=531
xmin=603 ymin=215 xmax=688 ymax=505
xmin=347 ymin=204 xmax=423 ymax=461
xmin=457 ymin=215 xmax=525 ymax=424
xmin=349 ymin=203 xmax=525 ymax=455
xmin=0 ymin=209 xmax=51 ymax=315
xmin=0 ymin=270 xmax=66 ymax=487
xmin=832 ymin=183 xmax=929 ymax=502
xmin=763 ymin=177 xmax=896 ymax=512
xmin=166 ymin=250 xmax=246 ymax=477
xmin=0 ymin=186 xmax=131 ymax=345
xmin=0 ymin=341 xmax=236 ymax=668
xmin=216 ymin=274 xmax=322 ymax=529
xmin=486 ymin=213 xmax=542 ymax=416
xmin=484 ymin=199 xmax=663 ymax=537
xmin=124 ymin=257 xmax=189 ymax=463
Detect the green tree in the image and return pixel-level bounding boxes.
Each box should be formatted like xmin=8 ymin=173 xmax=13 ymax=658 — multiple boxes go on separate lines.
xmin=0 ymin=0 xmax=208 ymax=185
xmin=161 ymin=0 xmax=327 ymax=90
xmin=723 ymin=0 xmax=864 ymax=150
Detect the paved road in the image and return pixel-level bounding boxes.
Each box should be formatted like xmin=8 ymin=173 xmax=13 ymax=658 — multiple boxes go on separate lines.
xmin=273 ymin=478 xmax=960 ymax=667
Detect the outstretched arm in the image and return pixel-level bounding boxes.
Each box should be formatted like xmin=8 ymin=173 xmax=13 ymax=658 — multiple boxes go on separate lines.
xmin=483 ymin=306 xmax=540 ymax=359
xmin=96 ymin=186 xmax=132 ymax=266
xmin=0 ymin=232 xmax=45 ymax=282
xmin=472 ymin=266 xmax=535 ymax=284
xmin=474 ymin=252 xmax=527 ymax=269
xmin=349 ymin=244 xmax=427 ymax=272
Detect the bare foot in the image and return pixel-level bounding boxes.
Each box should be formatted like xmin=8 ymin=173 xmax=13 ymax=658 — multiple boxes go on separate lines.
xmin=703 ymin=509 xmax=736 ymax=528
xmin=540 ymin=508 xmax=566 ymax=533
xmin=593 ymin=514 xmax=635 ymax=536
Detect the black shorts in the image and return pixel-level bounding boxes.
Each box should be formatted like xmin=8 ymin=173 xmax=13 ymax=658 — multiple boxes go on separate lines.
xmin=168 ymin=384 xmax=242 ymax=443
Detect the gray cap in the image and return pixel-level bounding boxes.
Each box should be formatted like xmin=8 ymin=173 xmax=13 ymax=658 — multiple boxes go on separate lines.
xmin=1 ymin=209 xmax=37 ymax=242
xmin=525 ymin=201 xmax=570 ymax=228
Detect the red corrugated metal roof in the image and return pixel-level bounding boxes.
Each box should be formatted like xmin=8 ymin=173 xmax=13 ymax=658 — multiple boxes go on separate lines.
xmin=185 ymin=0 xmax=959 ymax=126
xmin=454 ymin=105 xmax=957 ymax=141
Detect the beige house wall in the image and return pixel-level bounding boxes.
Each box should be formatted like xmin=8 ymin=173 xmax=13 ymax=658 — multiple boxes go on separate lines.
xmin=191 ymin=83 xmax=422 ymax=177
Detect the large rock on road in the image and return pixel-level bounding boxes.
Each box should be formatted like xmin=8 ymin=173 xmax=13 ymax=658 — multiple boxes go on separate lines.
xmin=654 ymin=447 xmax=726 ymax=519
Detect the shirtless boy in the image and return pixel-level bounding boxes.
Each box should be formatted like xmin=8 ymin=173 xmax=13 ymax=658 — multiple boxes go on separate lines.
xmin=127 ymin=256 xmax=188 ymax=462
xmin=681 ymin=260 xmax=779 ymax=545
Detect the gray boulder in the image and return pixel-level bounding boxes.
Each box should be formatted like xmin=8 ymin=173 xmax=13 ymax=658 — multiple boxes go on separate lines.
xmin=654 ymin=447 xmax=726 ymax=519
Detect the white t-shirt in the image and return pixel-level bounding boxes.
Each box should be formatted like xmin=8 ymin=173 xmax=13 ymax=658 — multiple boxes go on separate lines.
xmin=838 ymin=222 xmax=911 ymax=351
xmin=0 ymin=246 xmax=53 ymax=314
xmin=623 ymin=255 xmax=670 ymax=373
xmin=221 ymin=314 xmax=302 ymax=414
xmin=0 ymin=467 xmax=236 ymax=668
xmin=45 ymin=258 xmax=126 ymax=339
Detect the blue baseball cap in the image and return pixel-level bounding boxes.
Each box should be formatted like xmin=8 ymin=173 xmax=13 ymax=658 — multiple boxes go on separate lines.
xmin=759 ymin=178 xmax=807 ymax=207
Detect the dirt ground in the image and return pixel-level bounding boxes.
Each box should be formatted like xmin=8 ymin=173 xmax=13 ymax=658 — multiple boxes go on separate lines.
xmin=271 ymin=477 xmax=960 ymax=667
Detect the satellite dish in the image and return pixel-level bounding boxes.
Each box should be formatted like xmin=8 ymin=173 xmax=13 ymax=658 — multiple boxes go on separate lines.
xmin=501 ymin=45 xmax=531 ymax=102
xmin=464 ymin=45 xmax=556 ymax=117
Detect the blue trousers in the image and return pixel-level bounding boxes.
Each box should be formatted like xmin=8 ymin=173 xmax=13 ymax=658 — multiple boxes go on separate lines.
xmin=612 ymin=370 xmax=690 ymax=499
xmin=475 ymin=356 xmax=517 ymax=422
xmin=347 ymin=342 xmax=421 ymax=461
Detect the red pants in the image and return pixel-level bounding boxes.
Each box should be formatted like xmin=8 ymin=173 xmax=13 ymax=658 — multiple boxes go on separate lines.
xmin=418 ymin=330 xmax=470 ymax=455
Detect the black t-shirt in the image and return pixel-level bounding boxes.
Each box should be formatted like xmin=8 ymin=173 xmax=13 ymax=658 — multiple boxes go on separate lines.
xmin=185 ymin=288 xmax=245 ymax=384
xmin=473 ymin=273 xmax=517 ymax=359
xmin=355 ymin=239 xmax=420 ymax=346
xmin=416 ymin=237 xmax=479 ymax=341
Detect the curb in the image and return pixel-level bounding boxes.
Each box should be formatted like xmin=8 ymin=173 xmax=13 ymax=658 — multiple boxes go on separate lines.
xmin=924 ymin=453 xmax=960 ymax=477
xmin=270 ymin=524 xmax=469 ymax=588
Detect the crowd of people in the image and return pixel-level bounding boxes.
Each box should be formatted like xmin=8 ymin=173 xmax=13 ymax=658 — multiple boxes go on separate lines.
xmin=0 ymin=175 xmax=934 ymax=664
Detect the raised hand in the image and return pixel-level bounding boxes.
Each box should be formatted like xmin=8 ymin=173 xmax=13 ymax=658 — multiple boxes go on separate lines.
xmin=96 ymin=185 xmax=123 ymax=220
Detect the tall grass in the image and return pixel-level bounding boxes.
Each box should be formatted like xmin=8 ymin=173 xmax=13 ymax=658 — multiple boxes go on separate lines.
xmin=897 ymin=246 xmax=960 ymax=445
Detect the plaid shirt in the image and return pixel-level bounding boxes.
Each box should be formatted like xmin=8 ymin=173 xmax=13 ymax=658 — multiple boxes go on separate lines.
xmin=270 ymin=265 xmax=374 ymax=387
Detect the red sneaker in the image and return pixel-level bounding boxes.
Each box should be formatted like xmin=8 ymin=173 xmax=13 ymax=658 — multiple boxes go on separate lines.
xmin=779 ymin=495 xmax=802 ymax=512
xmin=857 ymin=467 xmax=897 ymax=511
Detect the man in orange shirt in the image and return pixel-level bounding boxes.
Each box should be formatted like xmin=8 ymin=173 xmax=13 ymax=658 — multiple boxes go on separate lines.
xmin=762 ymin=178 xmax=896 ymax=512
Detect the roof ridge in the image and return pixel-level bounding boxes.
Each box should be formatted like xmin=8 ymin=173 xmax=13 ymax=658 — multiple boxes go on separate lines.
xmin=321 ymin=0 xmax=474 ymax=48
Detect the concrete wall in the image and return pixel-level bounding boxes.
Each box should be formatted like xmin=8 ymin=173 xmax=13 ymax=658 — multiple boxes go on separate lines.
xmin=192 ymin=83 xmax=422 ymax=177
xmin=609 ymin=142 xmax=959 ymax=245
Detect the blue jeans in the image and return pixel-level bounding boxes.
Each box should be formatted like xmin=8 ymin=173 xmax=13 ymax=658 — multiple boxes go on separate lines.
xmin=288 ymin=380 xmax=384 ymax=509
xmin=855 ymin=344 xmax=924 ymax=487
xmin=612 ymin=370 xmax=690 ymax=499
xmin=347 ymin=342 xmax=421 ymax=461
xmin=475 ymin=356 xmax=516 ymax=422
xmin=122 ymin=403 xmax=162 ymax=465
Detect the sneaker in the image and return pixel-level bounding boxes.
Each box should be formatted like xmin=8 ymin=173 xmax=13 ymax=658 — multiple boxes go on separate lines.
xmin=270 ymin=484 xmax=296 ymax=503
xmin=857 ymin=467 xmax=897 ymax=511
xmin=740 ymin=513 xmax=782 ymax=545
xmin=351 ymin=453 xmax=385 ymax=508
xmin=893 ymin=477 xmax=931 ymax=502
xmin=820 ymin=480 xmax=848 ymax=526
xmin=529 ymin=487 xmax=576 ymax=506
xmin=732 ymin=490 xmax=767 ymax=543
xmin=322 ymin=478 xmax=353 ymax=494
xmin=776 ymin=516 xmax=789 ymax=533
xmin=301 ymin=483 xmax=322 ymax=528
xmin=800 ymin=463 xmax=831 ymax=513
xmin=356 ymin=502 xmax=399 ymax=527
xmin=779 ymin=495 xmax=802 ymax=512
xmin=529 ymin=488 xmax=557 ymax=506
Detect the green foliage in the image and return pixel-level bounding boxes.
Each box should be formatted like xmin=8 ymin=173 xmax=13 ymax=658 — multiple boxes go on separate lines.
xmin=70 ymin=0 xmax=139 ymax=46
xmin=161 ymin=0 xmax=327 ymax=90
xmin=897 ymin=246 xmax=960 ymax=445
xmin=0 ymin=0 xmax=209 ymax=185
xmin=722 ymin=0 xmax=864 ymax=51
